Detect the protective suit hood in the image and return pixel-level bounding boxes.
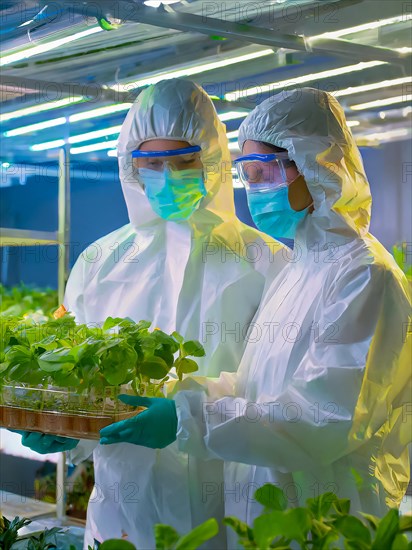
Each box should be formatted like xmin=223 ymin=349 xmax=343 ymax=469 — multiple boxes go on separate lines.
xmin=118 ymin=78 xmax=234 ymax=227
xmin=238 ymin=87 xmax=371 ymax=243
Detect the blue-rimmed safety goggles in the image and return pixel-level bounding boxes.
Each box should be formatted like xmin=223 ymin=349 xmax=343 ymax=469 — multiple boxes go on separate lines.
xmin=132 ymin=145 xmax=201 ymax=158
xmin=132 ymin=145 xmax=202 ymax=175
xmin=234 ymin=153 xmax=296 ymax=191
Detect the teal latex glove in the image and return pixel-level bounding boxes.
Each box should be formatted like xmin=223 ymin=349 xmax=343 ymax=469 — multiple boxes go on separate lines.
xmin=100 ymin=394 xmax=177 ymax=449
xmin=11 ymin=430 xmax=79 ymax=454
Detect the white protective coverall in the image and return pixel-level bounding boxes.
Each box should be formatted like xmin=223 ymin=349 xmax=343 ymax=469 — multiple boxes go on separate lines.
xmin=64 ymin=79 xmax=287 ymax=548
xmin=174 ymin=88 xmax=411 ymax=539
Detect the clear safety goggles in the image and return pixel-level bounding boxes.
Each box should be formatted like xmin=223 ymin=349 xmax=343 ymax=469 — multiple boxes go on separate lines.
xmin=132 ymin=145 xmax=202 ymax=175
xmin=234 ymin=153 xmax=297 ymax=192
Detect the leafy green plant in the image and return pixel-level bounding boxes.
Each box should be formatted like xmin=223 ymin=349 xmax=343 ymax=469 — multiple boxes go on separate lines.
xmin=25 ymin=527 xmax=62 ymax=550
xmin=0 ymin=285 xmax=58 ymax=319
xmin=224 ymin=484 xmax=412 ymax=550
xmin=0 ymin=315 xmax=205 ymax=411
xmin=0 ymin=516 xmax=31 ymax=550
xmin=0 ymin=515 xmax=69 ymax=550
xmin=34 ymin=460 xmax=94 ymax=519
xmin=89 ymin=518 xmax=219 ymax=550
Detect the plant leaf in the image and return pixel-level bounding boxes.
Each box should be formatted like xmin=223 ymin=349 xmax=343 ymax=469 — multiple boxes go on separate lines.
xmin=140 ymin=357 xmax=170 ymax=380
xmin=361 ymin=513 xmax=380 ymax=531
xmin=371 ymin=509 xmax=399 ymax=550
xmin=391 ymin=533 xmax=410 ymax=550
xmin=174 ymin=518 xmax=219 ymax=550
xmin=181 ymin=340 xmax=205 ymax=358
xmin=174 ymin=358 xmax=199 ymax=380
xmin=254 ymin=509 xmax=311 ymax=547
xmin=154 ymin=524 xmax=180 ymax=549
xmin=171 ymin=331 xmax=184 ymax=344
xmin=307 ymin=492 xmax=338 ymax=519
xmin=223 ymin=516 xmax=254 ymax=542
xmin=335 ymin=515 xmax=371 ymax=544
xmin=332 ymin=498 xmax=351 ymax=516
xmin=399 ymin=515 xmax=412 ymax=532
xmin=255 ymin=484 xmax=287 ymax=511
xmin=37 ymin=347 xmax=76 ymax=372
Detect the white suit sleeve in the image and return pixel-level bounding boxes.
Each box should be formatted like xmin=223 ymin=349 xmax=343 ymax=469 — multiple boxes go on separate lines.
xmin=63 ymin=255 xmax=87 ymax=324
xmin=175 ymin=264 xmax=410 ymax=469
xmin=63 ymin=256 xmax=98 ymax=462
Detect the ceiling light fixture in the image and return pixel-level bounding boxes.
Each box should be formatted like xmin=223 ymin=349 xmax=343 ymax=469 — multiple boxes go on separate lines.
xmin=351 ymin=95 xmax=412 ymax=110
xmin=0 ymin=96 xmax=84 ymax=122
xmin=111 ymin=49 xmax=274 ymax=92
xmin=68 ymin=125 xmax=122 ymax=144
xmin=0 ymin=27 xmax=103 ymax=66
xmin=68 ymin=103 xmax=132 ymax=122
xmin=218 ymin=111 xmax=249 ymax=122
xmin=31 ymin=139 xmax=66 ymax=151
xmin=334 ymin=76 xmax=412 ymax=98
xmin=4 ymin=117 xmax=67 ymax=136
xmin=226 ymin=130 xmax=240 ymax=139
xmin=224 ymin=61 xmax=386 ymax=100
xmin=356 ymin=128 xmax=409 ymax=143
xmin=311 ymin=14 xmax=412 ymax=40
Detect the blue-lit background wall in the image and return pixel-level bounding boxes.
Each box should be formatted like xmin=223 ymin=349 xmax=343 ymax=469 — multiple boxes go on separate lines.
xmin=1 ymin=139 xmax=411 ymax=288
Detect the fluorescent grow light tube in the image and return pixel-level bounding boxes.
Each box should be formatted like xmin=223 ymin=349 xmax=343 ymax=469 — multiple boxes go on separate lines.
xmin=218 ymin=111 xmax=249 ymax=122
xmin=334 ymin=76 xmax=412 ymax=97
xmin=69 ymin=104 xmax=132 ymax=122
xmin=224 ymin=61 xmax=386 ymax=100
xmin=4 ymin=117 xmax=66 ymax=136
xmin=112 ymin=49 xmax=274 ymax=92
xmin=31 ymin=139 xmax=65 ymax=151
xmin=311 ymin=14 xmax=412 ymax=40
xmin=1 ymin=27 xmax=103 ymax=66
xmin=68 ymin=125 xmax=122 ymax=144
xmin=356 ymin=128 xmax=409 ymax=142
xmin=0 ymin=97 xmax=84 ymax=122
xmin=351 ymin=95 xmax=412 ymax=110
xmin=227 ymin=130 xmax=240 ymax=139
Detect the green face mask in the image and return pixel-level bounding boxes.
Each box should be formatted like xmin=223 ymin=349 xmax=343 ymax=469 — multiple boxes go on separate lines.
xmin=139 ymin=168 xmax=207 ymax=220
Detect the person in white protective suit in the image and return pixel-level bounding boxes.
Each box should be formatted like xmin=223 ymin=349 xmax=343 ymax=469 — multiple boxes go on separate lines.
xmin=17 ymin=79 xmax=288 ymax=549
xmin=172 ymin=88 xmax=412 ymax=531
xmin=100 ymin=87 xmax=411 ymax=545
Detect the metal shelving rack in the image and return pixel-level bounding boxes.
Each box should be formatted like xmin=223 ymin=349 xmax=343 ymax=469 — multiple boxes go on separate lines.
xmin=0 ymin=147 xmax=71 ymax=520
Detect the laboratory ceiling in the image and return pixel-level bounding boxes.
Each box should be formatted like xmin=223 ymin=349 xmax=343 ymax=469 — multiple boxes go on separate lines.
xmin=0 ymin=0 xmax=411 ymax=171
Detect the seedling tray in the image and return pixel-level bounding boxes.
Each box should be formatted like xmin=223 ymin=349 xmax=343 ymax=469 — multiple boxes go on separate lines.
xmin=0 ymin=385 xmax=140 ymax=440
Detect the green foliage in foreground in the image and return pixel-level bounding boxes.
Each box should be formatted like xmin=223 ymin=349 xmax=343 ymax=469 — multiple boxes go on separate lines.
xmin=3 ymin=485 xmax=410 ymax=550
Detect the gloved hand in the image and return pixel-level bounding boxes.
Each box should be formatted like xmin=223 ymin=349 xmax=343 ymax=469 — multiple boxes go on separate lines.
xmin=11 ymin=430 xmax=79 ymax=454
xmin=100 ymin=394 xmax=177 ymax=449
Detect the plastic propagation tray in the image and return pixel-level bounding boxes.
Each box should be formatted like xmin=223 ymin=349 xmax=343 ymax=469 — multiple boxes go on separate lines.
xmin=0 ymin=385 xmax=141 ymax=440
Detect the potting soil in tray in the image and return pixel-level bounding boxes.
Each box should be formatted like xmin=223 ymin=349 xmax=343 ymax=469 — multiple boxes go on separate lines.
xmin=0 ymin=405 xmax=141 ymax=440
